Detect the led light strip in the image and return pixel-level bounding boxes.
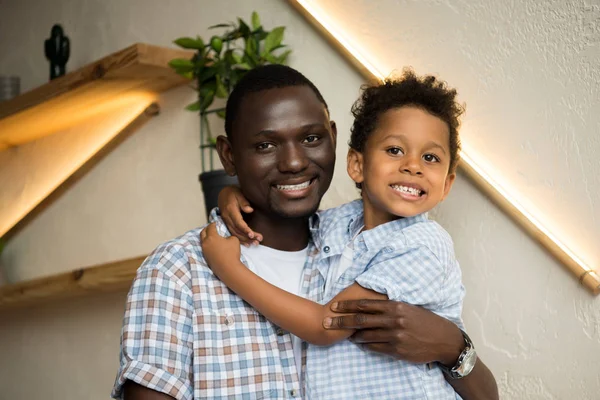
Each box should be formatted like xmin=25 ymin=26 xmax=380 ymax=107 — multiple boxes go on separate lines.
xmin=288 ymin=0 xmax=599 ymax=294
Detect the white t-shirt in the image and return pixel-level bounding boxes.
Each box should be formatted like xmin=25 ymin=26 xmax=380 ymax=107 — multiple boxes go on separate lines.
xmin=240 ymin=244 xmax=308 ymax=381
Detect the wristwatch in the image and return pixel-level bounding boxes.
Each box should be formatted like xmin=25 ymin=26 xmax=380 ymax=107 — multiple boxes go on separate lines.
xmin=438 ymin=329 xmax=477 ymax=379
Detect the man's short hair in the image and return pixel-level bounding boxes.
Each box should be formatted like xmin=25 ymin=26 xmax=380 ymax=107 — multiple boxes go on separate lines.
xmin=225 ymin=64 xmax=329 ymax=138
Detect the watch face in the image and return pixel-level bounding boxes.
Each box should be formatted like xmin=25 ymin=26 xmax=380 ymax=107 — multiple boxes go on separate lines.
xmin=456 ymin=348 xmax=477 ymax=376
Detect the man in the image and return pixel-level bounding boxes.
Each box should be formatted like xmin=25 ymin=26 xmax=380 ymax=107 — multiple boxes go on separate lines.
xmin=113 ymin=65 xmax=498 ymax=399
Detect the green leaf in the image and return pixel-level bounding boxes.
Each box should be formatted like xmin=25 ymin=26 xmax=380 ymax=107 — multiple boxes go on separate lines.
xmin=231 ymin=51 xmax=243 ymax=64
xmin=198 ymin=67 xmax=218 ymax=83
xmin=168 ymin=58 xmax=194 ymax=69
xmin=216 ymin=110 xmax=226 ymax=119
xmin=185 ymin=100 xmax=201 ymax=111
xmin=264 ymin=26 xmax=285 ymax=53
xmin=245 ymin=36 xmax=258 ymax=56
xmin=237 ymin=18 xmax=251 ymax=37
xmin=264 ymin=53 xmax=278 ymax=64
xmin=234 ymin=62 xmax=252 ymax=70
xmin=199 ymin=90 xmax=215 ymax=112
xmin=275 ymin=49 xmax=292 ymax=64
xmin=215 ymin=76 xmax=228 ymax=98
xmin=209 ymin=23 xmax=232 ymax=29
xmin=210 ymin=36 xmax=223 ymax=54
xmin=175 ymin=69 xmax=194 ymax=79
xmin=208 ymin=136 xmax=218 ymax=146
xmin=174 ymin=37 xmax=205 ymax=49
xmin=251 ymin=11 xmax=261 ymax=30
xmin=242 ymin=51 xmax=258 ymax=68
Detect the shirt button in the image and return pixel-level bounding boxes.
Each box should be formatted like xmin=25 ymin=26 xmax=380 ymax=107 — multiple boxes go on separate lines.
xmin=276 ymin=328 xmax=285 ymax=336
xmin=224 ymin=315 xmax=235 ymax=326
xmin=323 ymin=246 xmax=330 ymax=253
xmin=290 ymin=389 xmax=298 ymax=397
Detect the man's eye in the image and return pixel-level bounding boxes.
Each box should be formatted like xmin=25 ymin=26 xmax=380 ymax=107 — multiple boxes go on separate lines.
xmin=386 ymin=147 xmax=404 ymax=155
xmin=423 ymin=153 xmax=440 ymax=162
xmin=303 ymin=135 xmax=321 ymax=144
xmin=256 ymin=143 xmax=274 ymax=150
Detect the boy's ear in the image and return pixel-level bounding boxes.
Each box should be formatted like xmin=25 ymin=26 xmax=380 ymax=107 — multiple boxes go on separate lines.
xmin=216 ymin=135 xmax=237 ymax=176
xmin=347 ymin=148 xmax=364 ymax=186
xmin=441 ymin=173 xmax=456 ymax=200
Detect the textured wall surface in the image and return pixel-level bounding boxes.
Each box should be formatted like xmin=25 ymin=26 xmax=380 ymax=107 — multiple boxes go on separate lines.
xmin=304 ymin=0 xmax=600 ymax=398
xmin=0 ymin=0 xmax=598 ymax=399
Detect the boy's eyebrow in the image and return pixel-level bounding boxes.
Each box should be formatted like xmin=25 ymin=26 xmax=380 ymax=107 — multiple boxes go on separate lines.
xmin=424 ymin=141 xmax=448 ymax=155
xmin=379 ymin=134 xmax=448 ymax=155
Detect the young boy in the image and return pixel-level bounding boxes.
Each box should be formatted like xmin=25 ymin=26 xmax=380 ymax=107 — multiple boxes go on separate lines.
xmin=201 ymin=69 xmax=468 ymax=399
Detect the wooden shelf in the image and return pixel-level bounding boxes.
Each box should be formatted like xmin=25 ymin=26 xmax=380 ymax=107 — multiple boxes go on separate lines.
xmin=0 ymin=43 xmax=194 ymax=239
xmin=0 ymin=43 xmax=192 ymax=150
xmin=0 ymin=256 xmax=146 ymax=310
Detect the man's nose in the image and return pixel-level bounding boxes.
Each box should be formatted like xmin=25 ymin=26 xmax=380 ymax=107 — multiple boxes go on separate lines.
xmin=401 ymin=154 xmax=423 ymax=175
xmin=278 ymin=143 xmax=309 ymax=173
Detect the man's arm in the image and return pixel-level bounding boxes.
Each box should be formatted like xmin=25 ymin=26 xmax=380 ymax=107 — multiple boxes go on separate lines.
xmin=123 ymin=381 xmax=175 ymax=400
xmin=325 ymin=300 xmax=499 ymax=400
xmin=112 ymin=243 xmax=195 ymax=400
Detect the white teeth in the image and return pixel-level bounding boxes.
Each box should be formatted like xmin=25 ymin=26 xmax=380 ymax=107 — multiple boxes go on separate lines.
xmin=277 ymin=180 xmax=311 ymax=191
xmin=391 ymin=185 xmax=422 ymax=196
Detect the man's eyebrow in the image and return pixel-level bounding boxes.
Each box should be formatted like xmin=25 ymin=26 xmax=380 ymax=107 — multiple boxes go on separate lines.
xmin=254 ymin=123 xmax=328 ymax=136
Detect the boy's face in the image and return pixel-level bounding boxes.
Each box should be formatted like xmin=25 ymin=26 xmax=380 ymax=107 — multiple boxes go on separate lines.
xmin=347 ymin=106 xmax=455 ymax=227
xmin=218 ymin=86 xmax=337 ymax=220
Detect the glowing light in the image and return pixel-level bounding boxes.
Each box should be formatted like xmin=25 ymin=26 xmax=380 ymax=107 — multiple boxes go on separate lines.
xmin=0 ymin=91 xmax=157 ymax=238
xmin=289 ymin=0 xmax=598 ymax=293
xmin=295 ymin=0 xmax=386 ymax=81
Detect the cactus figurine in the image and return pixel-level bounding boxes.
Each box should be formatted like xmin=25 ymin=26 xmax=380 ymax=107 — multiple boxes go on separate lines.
xmin=44 ymin=24 xmax=70 ymax=80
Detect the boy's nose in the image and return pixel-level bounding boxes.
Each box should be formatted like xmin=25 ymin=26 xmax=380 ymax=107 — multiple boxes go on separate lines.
xmin=401 ymin=155 xmax=423 ymax=175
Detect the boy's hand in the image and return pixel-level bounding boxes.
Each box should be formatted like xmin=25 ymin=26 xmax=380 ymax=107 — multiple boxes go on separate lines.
xmin=200 ymin=223 xmax=241 ymax=272
xmin=218 ymin=186 xmax=263 ymax=246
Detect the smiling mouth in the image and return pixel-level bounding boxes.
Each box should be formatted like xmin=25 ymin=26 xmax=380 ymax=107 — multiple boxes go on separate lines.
xmin=390 ymin=184 xmax=426 ymax=197
xmin=276 ymin=178 xmax=316 ymax=191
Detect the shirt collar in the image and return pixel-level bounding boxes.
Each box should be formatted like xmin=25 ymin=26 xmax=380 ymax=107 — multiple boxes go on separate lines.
xmin=358 ymin=211 xmax=429 ymax=251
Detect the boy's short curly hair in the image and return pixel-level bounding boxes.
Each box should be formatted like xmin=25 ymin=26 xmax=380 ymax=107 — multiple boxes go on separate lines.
xmin=349 ymin=69 xmax=464 ymax=174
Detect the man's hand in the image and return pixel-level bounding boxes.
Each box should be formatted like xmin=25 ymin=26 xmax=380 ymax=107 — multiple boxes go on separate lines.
xmin=325 ymin=299 xmax=463 ymax=366
xmin=200 ymin=223 xmax=241 ymax=272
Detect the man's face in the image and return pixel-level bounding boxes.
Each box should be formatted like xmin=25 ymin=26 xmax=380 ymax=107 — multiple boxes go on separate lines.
xmin=219 ymin=86 xmax=337 ymax=219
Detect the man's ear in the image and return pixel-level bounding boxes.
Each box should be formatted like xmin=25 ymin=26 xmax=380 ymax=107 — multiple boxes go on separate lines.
xmin=441 ymin=172 xmax=456 ymax=201
xmin=330 ymin=120 xmax=338 ymax=147
xmin=347 ymin=148 xmax=364 ymax=186
xmin=216 ymin=135 xmax=236 ymax=176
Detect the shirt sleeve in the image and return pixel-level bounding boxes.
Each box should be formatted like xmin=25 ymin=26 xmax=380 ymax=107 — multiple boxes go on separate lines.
xmin=111 ymin=244 xmax=195 ymax=400
xmin=355 ymin=245 xmax=465 ymax=329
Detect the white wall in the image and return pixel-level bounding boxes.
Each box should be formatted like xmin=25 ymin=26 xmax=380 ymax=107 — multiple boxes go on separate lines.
xmin=302 ymin=0 xmax=600 ymax=398
xmin=0 ymin=0 xmax=598 ymax=399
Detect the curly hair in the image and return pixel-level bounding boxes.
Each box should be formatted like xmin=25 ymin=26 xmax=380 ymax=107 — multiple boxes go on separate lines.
xmin=349 ymin=69 xmax=464 ymax=174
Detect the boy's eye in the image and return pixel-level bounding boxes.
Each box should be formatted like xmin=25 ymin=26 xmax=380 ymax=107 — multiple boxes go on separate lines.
xmin=386 ymin=147 xmax=404 ymax=156
xmin=423 ymin=153 xmax=440 ymax=163
xmin=256 ymin=142 xmax=274 ymax=150
xmin=303 ymin=135 xmax=321 ymax=144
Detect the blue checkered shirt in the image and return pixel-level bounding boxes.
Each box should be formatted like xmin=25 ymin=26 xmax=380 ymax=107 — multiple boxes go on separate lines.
xmin=305 ymin=199 xmax=465 ymax=399
xmin=111 ymin=209 xmax=323 ymax=400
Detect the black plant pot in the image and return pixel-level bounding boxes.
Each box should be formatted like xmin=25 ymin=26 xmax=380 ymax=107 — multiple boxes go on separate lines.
xmin=199 ymin=169 xmax=239 ymax=218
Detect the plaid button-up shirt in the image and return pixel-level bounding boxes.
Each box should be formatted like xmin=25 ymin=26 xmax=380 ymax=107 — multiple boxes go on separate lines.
xmin=112 ymin=209 xmax=325 ymax=400
xmin=304 ymin=200 xmax=465 ymax=399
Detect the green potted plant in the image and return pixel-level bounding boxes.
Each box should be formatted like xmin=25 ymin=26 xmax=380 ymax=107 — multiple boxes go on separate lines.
xmin=169 ymin=11 xmax=291 ymax=217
